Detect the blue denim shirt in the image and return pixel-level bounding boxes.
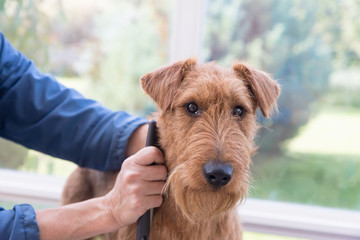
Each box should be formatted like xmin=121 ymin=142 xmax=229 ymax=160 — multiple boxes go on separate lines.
xmin=0 ymin=32 xmax=147 ymax=239
xmin=0 ymin=205 xmax=39 ymax=239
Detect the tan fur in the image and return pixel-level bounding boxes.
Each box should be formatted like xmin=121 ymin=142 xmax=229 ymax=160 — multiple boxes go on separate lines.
xmin=62 ymin=59 xmax=280 ymax=240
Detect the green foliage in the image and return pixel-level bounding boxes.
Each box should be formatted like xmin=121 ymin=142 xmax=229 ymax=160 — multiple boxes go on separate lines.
xmin=313 ymin=0 xmax=360 ymax=68
xmin=0 ymin=139 xmax=27 ymax=169
xmin=204 ymin=0 xmax=360 ymax=153
xmin=0 ymin=0 xmax=64 ymax=69
xmin=88 ymin=0 xmax=169 ymax=113
xmin=323 ymin=87 xmax=360 ymax=109
xmin=0 ymin=200 xmax=18 ymax=210
xmin=18 ymin=150 xmax=76 ymax=177
xmin=0 ymin=0 xmax=169 ymax=172
xmin=0 ymin=200 xmax=55 ymax=210
xmin=252 ymin=108 xmax=360 ymax=210
xmin=251 ymin=153 xmax=360 ymax=210
xmin=204 ymin=0 xmax=360 ymax=210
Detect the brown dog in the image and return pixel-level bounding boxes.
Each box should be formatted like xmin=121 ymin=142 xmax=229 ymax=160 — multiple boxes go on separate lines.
xmin=62 ymin=58 xmax=280 ymax=239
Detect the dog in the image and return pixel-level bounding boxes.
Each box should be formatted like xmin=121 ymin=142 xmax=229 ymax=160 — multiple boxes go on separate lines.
xmin=62 ymin=58 xmax=280 ymax=239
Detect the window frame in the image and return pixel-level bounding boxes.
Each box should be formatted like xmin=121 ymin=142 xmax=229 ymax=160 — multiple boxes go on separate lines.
xmin=0 ymin=169 xmax=64 ymax=207
xmin=239 ymin=198 xmax=360 ymax=240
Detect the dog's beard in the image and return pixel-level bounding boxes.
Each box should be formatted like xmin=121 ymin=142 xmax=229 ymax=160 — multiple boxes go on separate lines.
xmin=163 ymin=163 xmax=247 ymax=223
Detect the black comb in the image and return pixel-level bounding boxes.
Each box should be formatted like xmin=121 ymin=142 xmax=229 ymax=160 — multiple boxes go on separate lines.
xmin=136 ymin=120 xmax=160 ymax=240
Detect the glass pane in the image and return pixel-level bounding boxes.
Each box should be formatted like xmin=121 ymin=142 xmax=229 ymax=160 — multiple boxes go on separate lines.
xmin=0 ymin=0 xmax=170 ymax=176
xmin=203 ymin=0 xmax=360 ymax=211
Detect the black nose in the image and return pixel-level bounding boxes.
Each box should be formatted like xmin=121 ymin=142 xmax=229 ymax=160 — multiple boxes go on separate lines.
xmin=203 ymin=161 xmax=233 ymax=188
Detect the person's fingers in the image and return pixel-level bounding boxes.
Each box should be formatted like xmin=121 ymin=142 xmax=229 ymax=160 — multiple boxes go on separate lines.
xmin=141 ymin=181 xmax=166 ymax=196
xmin=133 ymin=147 xmax=164 ymax=166
xmin=119 ymin=165 xmax=167 ymax=185
xmin=127 ymin=180 xmax=165 ymax=198
xmin=104 ymin=147 xmax=167 ymax=228
xmin=144 ymin=195 xmax=163 ymax=209
xmin=140 ymin=165 xmax=167 ymax=181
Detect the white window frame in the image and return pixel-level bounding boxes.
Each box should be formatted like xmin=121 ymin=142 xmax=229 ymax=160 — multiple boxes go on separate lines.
xmin=0 ymin=1 xmax=359 ymax=239
xmin=1 ymin=169 xmax=359 ymax=239
xmin=0 ymin=169 xmax=64 ymax=206
xmin=169 ymin=0 xmax=207 ymax=63
xmin=239 ymin=199 xmax=360 ymax=240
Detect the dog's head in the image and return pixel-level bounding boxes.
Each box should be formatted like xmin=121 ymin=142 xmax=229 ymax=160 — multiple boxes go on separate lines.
xmin=141 ymin=59 xmax=280 ymax=222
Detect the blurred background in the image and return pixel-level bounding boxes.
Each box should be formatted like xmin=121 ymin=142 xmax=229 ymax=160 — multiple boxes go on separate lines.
xmin=0 ymin=0 xmax=359 ymax=239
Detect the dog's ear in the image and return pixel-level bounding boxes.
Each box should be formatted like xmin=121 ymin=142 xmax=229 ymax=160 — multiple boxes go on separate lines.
xmin=141 ymin=58 xmax=197 ymax=110
xmin=233 ymin=62 xmax=280 ymax=118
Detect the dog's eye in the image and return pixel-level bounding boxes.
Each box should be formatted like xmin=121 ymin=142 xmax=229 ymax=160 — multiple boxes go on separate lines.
xmin=233 ymin=106 xmax=245 ymax=118
xmin=186 ymin=102 xmax=199 ymax=114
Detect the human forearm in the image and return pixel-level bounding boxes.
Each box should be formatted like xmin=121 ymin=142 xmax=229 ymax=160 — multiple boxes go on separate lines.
xmin=36 ymin=197 xmax=117 ymax=240
xmin=126 ymin=123 xmax=148 ymax=157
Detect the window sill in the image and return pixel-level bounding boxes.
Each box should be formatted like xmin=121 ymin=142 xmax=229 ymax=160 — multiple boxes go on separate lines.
xmin=239 ymin=198 xmax=360 ymax=240
xmin=1 ymin=169 xmax=359 ymax=239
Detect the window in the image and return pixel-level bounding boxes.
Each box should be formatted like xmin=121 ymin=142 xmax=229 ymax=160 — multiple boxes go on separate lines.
xmin=203 ymin=0 xmax=360 ymax=212
xmin=170 ymin=0 xmax=360 ymax=238
xmin=1 ymin=0 xmax=359 ymax=239
xmin=0 ymin=0 xmax=170 ymax=177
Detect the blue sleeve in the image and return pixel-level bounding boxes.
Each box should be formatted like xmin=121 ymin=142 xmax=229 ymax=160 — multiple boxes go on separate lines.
xmin=0 ymin=32 xmax=148 ymax=171
xmin=0 ymin=204 xmax=39 ymax=240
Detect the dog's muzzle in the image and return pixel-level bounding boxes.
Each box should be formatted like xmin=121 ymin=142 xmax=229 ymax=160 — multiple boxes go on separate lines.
xmin=203 ymin=161 xmax=233 ymax=188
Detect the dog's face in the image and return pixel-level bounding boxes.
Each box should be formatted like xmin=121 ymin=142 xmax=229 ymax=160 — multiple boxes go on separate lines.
xmin=141 ymin=59 xmax=280 ymax=222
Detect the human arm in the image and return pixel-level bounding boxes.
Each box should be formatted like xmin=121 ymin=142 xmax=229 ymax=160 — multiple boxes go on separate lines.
xmin=36 ymin=147 xmax=166 ymax=240
xmin=0 ymin=147 xmax=164 ymax=240
xmin=0 ymin=32 xmax=147 ymax=171
xmin=125 ymin=122 xmax=148 ymax=157
xmin=0 ymin=124 xmax=152 ymax=240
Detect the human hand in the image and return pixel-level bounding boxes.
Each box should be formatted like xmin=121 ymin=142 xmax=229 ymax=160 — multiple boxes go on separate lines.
xmin=103 ymin=146 xmax=167 ymax=229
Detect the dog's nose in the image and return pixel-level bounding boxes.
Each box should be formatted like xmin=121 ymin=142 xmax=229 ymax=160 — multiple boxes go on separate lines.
xmin=203 ymin=161 xmax=233 ymax=187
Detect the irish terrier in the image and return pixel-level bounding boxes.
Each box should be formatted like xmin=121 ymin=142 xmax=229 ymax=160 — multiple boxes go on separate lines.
xmin=62 ymin=58 xmax=280 ymax=239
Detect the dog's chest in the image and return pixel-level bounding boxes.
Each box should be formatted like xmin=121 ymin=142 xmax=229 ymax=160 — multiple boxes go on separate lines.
xmin=116 ymin=207 xmax=242 ymax=240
